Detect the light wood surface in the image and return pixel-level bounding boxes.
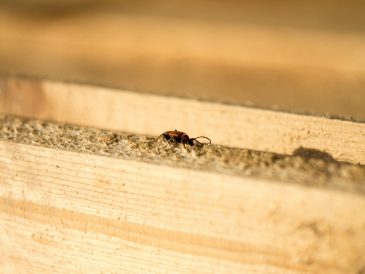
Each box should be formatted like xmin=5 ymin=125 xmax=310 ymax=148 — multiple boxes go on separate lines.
xmin=1 ymin=6 xmax=365 ymax=118
xmin=1 ymin=3 xmax=365 ymax=272
xmin=0 ymin=140 xmax=364 ymax=273
xmin=1 ymin=77 xmax=364 ymax=164
xmin=2 ymin=11 xmax=364 ymax=71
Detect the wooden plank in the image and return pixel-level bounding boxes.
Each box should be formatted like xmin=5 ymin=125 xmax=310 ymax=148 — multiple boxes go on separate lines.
xmin=1 ymin=8 xmax=365 ymax=118
xmin=2 ymin=11 xmax=365 ymax=71
xmin=1 ymin=77 xmax=364 ymax=164
xmin=0 ymin=140 xmax=365 ymax=273
xmin=4 ymin=0 xmax=365 ymax=32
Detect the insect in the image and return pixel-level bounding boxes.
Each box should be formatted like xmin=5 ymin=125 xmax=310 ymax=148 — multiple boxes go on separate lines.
xmin=156 ymin=130 xmax=211 ymax=147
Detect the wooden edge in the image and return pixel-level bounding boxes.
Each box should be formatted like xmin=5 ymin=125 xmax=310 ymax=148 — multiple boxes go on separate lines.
xmin=0 ymin=140 xmax=364 ymax=273
xmin=2 ymin=114 xmax=365 ymax=192
xmin=1 ymin=10 xmax=365 ymax=119
xmin=1 ymin=11 xmax=365 ymax=71
xmin=0 ymin=77 xmax=364 ymax=164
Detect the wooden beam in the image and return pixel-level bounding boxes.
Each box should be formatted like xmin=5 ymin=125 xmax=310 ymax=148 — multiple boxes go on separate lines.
xmin=1 ymin=77 xmax=364 ymax=164
xmin=2 ymin=11 xmax=365 ymax=71
xmin=0 ymin=139 xmax=365 ymax=273
xmin=1 ymin=8 xmax=365 ymax=118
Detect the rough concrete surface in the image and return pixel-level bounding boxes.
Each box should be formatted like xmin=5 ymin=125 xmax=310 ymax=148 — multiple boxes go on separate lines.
xmin=1 ymin=115 xmax=364 ymax=193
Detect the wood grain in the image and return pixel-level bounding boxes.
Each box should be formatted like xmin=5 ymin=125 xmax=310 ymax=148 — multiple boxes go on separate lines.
xmin=1 ymin=77 xmax=364 ymax=164
xmin=0 ymin=140 xmax=365 ymax=273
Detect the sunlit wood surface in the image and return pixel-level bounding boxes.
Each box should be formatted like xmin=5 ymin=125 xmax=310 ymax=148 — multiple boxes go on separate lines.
xmin=1 ymin=77 xmax=364 ymax=164
xmin=1 ymin=0 xmax=365 ymax=119
xmin=1 ymin=140 xmax=365 ymax=274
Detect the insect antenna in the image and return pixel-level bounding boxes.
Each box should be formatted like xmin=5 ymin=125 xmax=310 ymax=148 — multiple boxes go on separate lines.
xmin=191 ymin=136 xmax=211 ymax=144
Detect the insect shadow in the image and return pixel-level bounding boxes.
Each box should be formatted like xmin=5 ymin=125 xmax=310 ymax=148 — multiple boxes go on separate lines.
xmin=292 ymin=147 xmax=338 ymax=163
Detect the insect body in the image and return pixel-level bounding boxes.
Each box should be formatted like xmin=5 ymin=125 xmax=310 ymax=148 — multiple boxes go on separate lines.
xmin=156 ymin=130 xmax=211 ymax=147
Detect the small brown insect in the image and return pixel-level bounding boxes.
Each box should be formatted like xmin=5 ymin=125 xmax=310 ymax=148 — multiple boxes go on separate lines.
xmin=156 ymin=130 xmax=211 ymax=147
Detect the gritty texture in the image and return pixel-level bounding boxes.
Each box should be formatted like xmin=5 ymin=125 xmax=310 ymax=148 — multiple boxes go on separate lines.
xmin=0 ymin=115 xmax=364 ymax=193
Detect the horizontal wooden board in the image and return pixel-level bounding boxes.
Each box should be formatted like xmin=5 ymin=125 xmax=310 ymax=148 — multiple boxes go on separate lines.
xmin=4 ymin=0 xmax=365 ymax=32
xmin=1 ymin=8 xmax=365 ymax=118
xmin=0 ymin=140 xmax=365 ymax=273
xmin=1 ymin=77 xmax=364 ymax=164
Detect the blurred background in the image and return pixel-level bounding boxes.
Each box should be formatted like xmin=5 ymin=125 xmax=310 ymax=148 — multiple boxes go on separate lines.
xmin=1 ymin=0 xmax=365 ymax=119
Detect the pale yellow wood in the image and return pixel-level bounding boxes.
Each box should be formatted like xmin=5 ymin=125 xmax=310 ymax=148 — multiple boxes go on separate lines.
xmin=1 ymin=11 xmax=364 ymax=73
xmin=0 ymin=140 xmax=365 ymax=273
xmin=1 ymin=78 xmax=364 ymax=164
xmin=1 ymin=9 xmax=365 ymax=119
